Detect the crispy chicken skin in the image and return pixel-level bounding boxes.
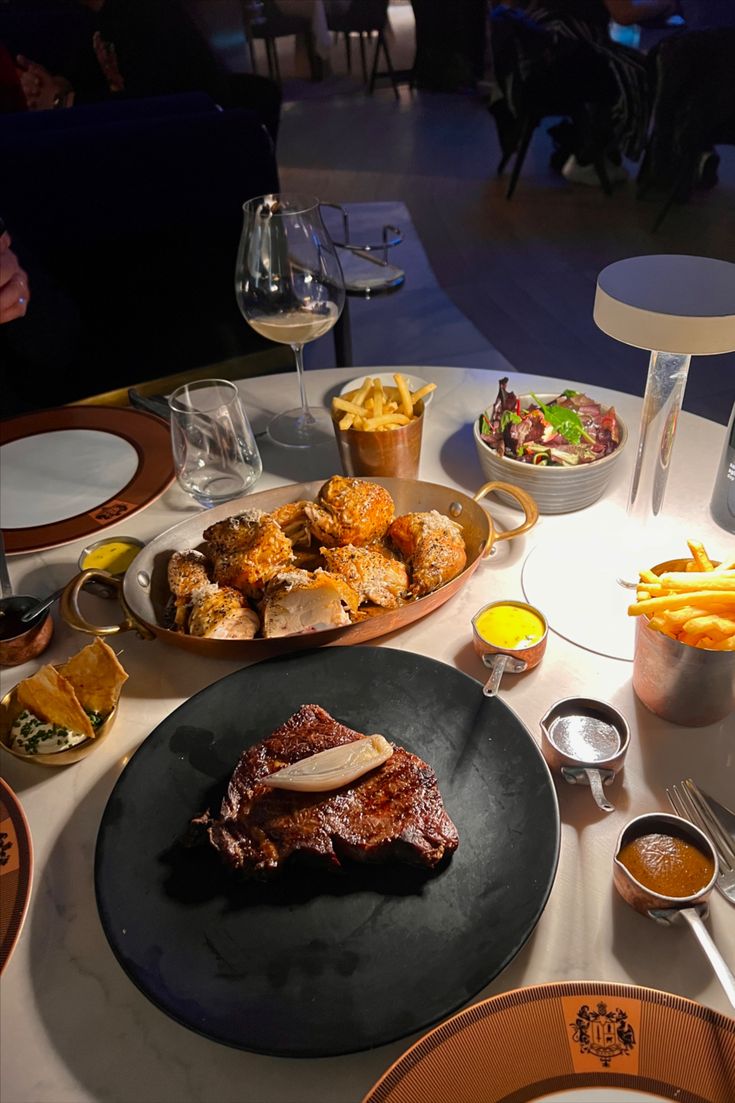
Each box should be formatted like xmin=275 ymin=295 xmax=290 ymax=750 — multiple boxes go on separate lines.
xmin=261 ymin=569 xmax=360 ymax=638
xmin=203 ymin=509 xmax=267 ymax=553
xmin=168 ymin=549 xmax=211 ymax=597
xmin=320 ymin=544 xmax=409 ymax=608
xmin=388 ymin=511 xmax=467 ymax=597
xmin=187 ymin=585 xmax=259 ymax=640
xmin=304 ymin=476 xmax=395 ymax=547
xmin=167 ymin=550 xmax=213 ymax=629
xmin=204 ymin=509 xmax=294 ymax=600
xmin=270 ymin=501 xmax=312 ymax=547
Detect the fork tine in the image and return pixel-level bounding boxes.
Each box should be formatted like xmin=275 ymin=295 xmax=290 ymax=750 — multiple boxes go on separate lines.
xmin=668 ymin=780 xmax=735 ymax=873
xmin=666 ymin=780 xmax=735 ymax=874
xmin=667 ymin=783 xmax=706 ymax=846
xmin=666 ymin=784 xmax=687 ymax=821
xmin=683 ymin=779 xmax=735 ymax=870
xmin=666 ymin=784 xmax=701 ymax=844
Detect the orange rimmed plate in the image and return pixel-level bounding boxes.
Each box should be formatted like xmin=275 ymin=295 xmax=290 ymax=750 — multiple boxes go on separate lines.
xmin=363 ymin=981 xmax=735 ymax=1103
xmin=0 ymin=406 xmax=174 ymax=555
xmin=0 ymin=777 xmax=33 ymax=973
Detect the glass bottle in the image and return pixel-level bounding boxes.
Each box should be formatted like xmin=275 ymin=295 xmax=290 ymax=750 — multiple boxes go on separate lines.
xmin=710 ymin=401 xmax=735 ymax=534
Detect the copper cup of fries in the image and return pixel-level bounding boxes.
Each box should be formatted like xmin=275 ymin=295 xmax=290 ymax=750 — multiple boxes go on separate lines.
xmin=628 ymin=540 xmax=735 ymax=726
xmin=331 ymin=374 xmax=434 ymax=478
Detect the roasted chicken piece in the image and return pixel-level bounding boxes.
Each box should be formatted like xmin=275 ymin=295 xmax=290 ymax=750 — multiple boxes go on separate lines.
xmin=204 ymin=509 xmax=294 ymax=600
xmin=187 ymin=584 xmax=259 ymax=640
xmin=270 ymin=501 xmax=312 ymax=548
xmin=167 ymin=549 xmax=213 ymax=629
xmin=168 ymin=548 xmax=211 ymax=596
xmin=304 ymin=476 xmax=394 ymax=547
xmin=388 ymin=511 xmax=467 ymax=597
xmin=320 ymin=544 xmax=409 ymax=608
xmin=261 ymin=569 xmax=359 ymax=638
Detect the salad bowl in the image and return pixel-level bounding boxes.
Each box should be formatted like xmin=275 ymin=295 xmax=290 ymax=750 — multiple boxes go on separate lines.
xmin=474 ymin=388 xmax=628 ymax=514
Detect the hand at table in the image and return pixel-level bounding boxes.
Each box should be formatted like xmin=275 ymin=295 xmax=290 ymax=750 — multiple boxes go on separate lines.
xmin=0 ymin=231 xmax=30 ymax=323
xmin=16 ymin=54 xmax=72 ymax=111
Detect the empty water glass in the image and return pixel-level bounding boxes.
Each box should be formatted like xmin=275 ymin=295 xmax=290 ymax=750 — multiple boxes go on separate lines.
xmin=168 ymin=379 xmax=262 ymax=508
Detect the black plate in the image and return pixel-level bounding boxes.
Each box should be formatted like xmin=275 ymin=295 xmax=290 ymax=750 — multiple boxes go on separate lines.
xmin=95 ymin=647 xmax=560 ymax=1057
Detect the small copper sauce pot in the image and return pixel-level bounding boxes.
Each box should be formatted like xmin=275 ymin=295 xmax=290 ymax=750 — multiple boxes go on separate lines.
xmin=612 ymin=813 xmax=735 ymax=1011
xmin=613 ymin=812 xmax=717 ymax=916
xmin=540 ymin=698 xmax=630 ymax=813
xmin=471 ymin=600 xmax=548 ymax=697
xmin=609 ymin=816 xmax=732 ymax=1010
xmin=0 ymin=596 xmax=54 ymax=667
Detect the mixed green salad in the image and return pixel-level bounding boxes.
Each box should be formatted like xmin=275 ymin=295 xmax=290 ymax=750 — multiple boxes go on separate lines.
xmin=479 ymin=378 xmax=621 ymax=467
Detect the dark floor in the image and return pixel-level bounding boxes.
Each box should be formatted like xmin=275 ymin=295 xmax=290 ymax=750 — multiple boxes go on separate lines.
xmin=253 ymin=5 xmax=735 ymax=425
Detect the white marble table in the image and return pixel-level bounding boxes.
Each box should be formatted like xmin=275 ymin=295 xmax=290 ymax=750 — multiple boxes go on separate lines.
xmin=1 ymin=365 xmax=733 ymax=1103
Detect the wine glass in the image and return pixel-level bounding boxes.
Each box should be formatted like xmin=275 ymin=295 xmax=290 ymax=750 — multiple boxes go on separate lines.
xmin=235 ymin=193 xmax=345 ymax=448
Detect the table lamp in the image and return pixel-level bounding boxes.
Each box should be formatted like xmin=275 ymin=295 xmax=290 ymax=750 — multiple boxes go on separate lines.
xmin=594 ymin=254 xmax=735 ymax=547
xmin=522 ymin=254 xmax=735 ymax=661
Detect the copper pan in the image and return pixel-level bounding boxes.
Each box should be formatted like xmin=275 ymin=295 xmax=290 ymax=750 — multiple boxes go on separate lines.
xmin=60 ymin=477 xmax=538 ymax=660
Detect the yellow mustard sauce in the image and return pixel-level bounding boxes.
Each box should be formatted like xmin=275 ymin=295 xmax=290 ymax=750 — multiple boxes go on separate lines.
xmin=617 ymin=832 xmax=714 ymax=898
xmin=81 ymin=540 xmax=141 ymax=575
xmin=475 ymin=605 xmax=545 ymax=650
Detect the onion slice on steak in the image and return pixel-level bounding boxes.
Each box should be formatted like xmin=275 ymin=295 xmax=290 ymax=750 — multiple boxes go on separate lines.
xmin=261 ymin=734 xmax=393 ymax=792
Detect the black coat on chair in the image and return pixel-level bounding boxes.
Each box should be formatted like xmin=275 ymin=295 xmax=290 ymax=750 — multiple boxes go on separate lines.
xmin=488 ymin=5 xmax=614 ymax=198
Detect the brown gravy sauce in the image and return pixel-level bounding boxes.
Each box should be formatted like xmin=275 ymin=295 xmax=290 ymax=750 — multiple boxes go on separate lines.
xmin=617 ymin=831 xmax=714 ymax=897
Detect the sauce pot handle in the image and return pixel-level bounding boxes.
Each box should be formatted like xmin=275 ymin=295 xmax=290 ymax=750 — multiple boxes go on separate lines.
xmin=60 ymin=569 xmax=155 ymax=640
xmin=473 ymin=482 xmax=539 ymax=557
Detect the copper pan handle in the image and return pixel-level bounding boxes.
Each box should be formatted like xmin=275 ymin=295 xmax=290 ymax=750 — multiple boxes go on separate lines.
xmin=60 ymin=569 xmax=155 ymax=640
xmin=473 ymin=481 xmax=539 ymax=558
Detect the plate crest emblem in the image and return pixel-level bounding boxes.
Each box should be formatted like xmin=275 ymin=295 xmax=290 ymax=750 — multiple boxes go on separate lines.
xmin=569 ymin=1001 xmax=636 ymax=1067
xmin=91 ymin=499 xmax=133 ymax=524
xmin=0 ymin=828 xmax=13 ymax=866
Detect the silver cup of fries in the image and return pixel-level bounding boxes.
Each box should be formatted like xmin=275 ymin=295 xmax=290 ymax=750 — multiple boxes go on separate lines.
xmin=629 ymin=540 xmax=735 ymax=727
xmin=331 ymin=373 xmax=435 ymax=479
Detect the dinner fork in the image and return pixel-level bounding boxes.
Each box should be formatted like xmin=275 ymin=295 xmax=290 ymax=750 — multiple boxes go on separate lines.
xmin=666 ymin=779 xmax=735 ymax=906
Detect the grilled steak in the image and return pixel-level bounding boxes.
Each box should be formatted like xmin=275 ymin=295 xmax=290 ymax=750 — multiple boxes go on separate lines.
xmin=202 ymin=704 xmax=459 ymax=878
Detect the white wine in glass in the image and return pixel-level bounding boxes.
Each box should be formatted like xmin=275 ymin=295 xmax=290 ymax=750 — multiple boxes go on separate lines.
xmin=235 ymin=193 xmax=345 ymax=448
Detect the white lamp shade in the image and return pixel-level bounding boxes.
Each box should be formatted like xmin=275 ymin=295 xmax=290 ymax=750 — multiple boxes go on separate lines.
xmin=594 ymin=255 xmax=735 ymax=355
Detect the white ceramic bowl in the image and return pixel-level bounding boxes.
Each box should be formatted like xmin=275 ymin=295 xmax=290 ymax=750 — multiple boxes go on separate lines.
xmin=473 ymin=393 xmax=628 ymax=514
xmin=339 ymin=372 xmax=434 ymax=407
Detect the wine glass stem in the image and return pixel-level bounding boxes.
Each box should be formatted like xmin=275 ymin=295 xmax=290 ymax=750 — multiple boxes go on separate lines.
xmin=626 ymin=350 xmax=691 ymax=527
xmin=292 ymin=343 xmax=315 ymax=426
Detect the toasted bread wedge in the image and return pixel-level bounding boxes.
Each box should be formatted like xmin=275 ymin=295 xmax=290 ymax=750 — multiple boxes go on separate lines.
xmin=16 ymin=665 xmax=95 ymax=741
xmin=57 ymin=638 xmax=128 ymax=715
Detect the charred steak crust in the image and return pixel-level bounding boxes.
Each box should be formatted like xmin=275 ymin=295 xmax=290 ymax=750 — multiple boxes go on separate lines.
xmin=203 ymin=704 xmax=459 ymax=878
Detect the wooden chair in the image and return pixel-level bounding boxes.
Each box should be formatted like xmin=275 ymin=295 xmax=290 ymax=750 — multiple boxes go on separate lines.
xmin=326 ymin=0 xmax=399 ymax=99
xmin=240 ymin=0 xmax=315 ymax=83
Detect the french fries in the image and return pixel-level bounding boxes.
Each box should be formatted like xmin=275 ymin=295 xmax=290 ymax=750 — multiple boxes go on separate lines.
xmin=628 ymin=539 xmax=735 ymax=651
xmin=332 ymin=374 xmax=436 ymax=432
